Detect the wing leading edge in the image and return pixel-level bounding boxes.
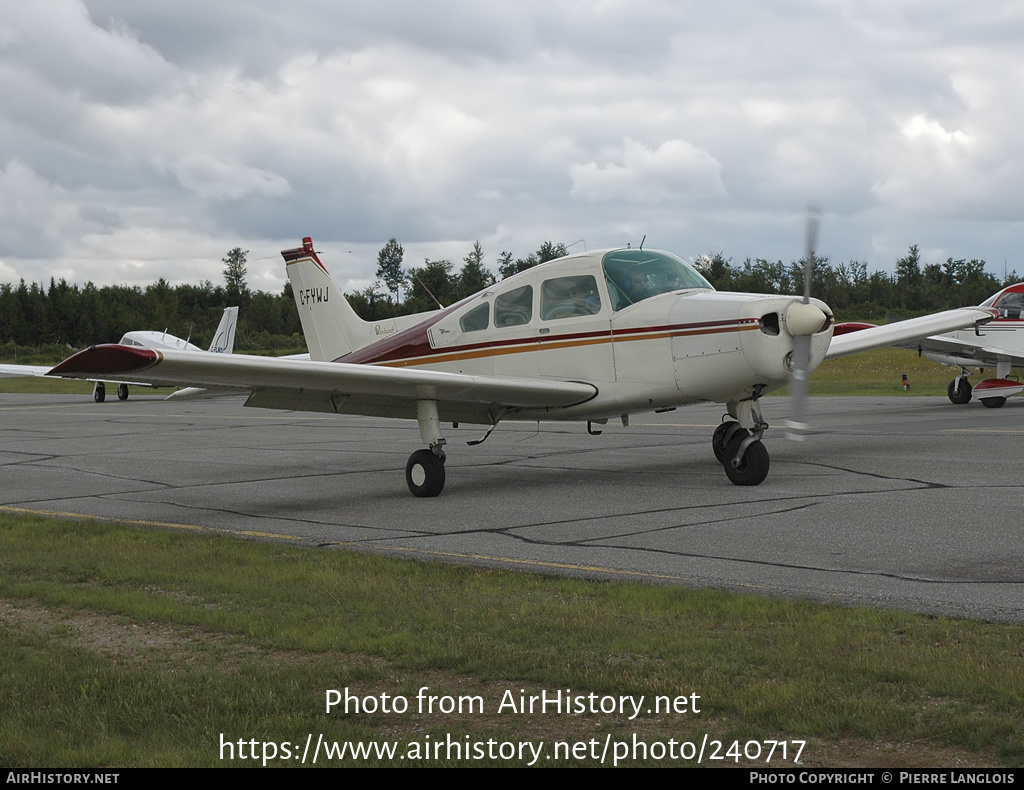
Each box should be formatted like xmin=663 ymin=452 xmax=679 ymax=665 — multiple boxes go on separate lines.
xmin=47 ymin=344 xmax=598 ymax=424
xmin=825 ymin=307 xmax=997 ymax=360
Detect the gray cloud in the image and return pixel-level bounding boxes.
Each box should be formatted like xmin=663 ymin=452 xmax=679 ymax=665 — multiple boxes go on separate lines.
xmin=0 ymin=0 xmax=1022 ymax=293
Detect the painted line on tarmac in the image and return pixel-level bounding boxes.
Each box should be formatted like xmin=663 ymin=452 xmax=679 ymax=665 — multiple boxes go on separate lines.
xmin=0 ymin=506 xmax=767 ymax=589
xmin=325 ymin=541 xmax=700 ymax=584
xmin=0 ymin=505 xmax=304 ymax=542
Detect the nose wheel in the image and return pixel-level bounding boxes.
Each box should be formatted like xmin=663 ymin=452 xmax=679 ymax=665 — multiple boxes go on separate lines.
xmin=714 ymin=409 xmax=770 ymax=486
xmin=722 ymin=432 xmax=770 ymax=486
xmin=947 ymin=376 xmax=972 ymax=404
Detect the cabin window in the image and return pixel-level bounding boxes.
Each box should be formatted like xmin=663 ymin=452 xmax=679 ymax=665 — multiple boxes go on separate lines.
xmin=990 ymin=289 xmax=1023 ymax=320
xmin=459 ymin=303 xmax=490 ymax=333
xmin=494 ymin=285 xmax=533 ymax=327
xmin=602 ymin=249 xmax=713 ymax=311
xmin=541 ymin=275 xmax=602 ymax=320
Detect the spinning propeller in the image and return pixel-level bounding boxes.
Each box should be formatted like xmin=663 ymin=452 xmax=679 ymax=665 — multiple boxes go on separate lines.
xmin=785 ymin=208 xmax=823 ymax=441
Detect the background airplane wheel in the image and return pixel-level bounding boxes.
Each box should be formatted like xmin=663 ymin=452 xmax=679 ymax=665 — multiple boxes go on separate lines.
xmin=117 ymin=383 xmax=129 ymax=400
xmin=947 ymin=379 xmax=972 ymax=404
xmin=723 ymin=436 xmax=769 ymax=486
xmin=406 ymin=449 xmax=446 ymax=497
xmin=93 ymin=383 xmax=105 ymax=403
xmin=981 ymin=396 xmax=1006 ymax=408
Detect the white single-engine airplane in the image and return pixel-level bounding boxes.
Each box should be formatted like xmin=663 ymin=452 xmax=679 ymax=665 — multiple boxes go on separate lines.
xmin=835 ymin=283 xmax=1024 ymax=407
xmin=1 ymin=306 xmax=238 ymax=401
xmin=48 ymin=238 xmax=995 ymax=495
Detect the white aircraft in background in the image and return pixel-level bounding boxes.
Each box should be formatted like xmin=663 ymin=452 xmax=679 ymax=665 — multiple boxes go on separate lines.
xmin=1 ymin=306 xmax=238 ymax=401
xmin=834 ymin=283 xmax=1024 ymax=408
xmin=48 ymin=238 xmax=994 ymax=495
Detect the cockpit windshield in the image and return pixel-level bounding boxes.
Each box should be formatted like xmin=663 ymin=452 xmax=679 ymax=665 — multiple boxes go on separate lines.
xmin=602 ymin=249 xmax=713 ymax=311
xmin=981 ymin=286 xmax=1024 ymax=319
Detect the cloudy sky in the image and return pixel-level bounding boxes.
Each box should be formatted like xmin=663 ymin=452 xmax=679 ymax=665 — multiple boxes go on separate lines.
xmin=2 ymin=1 xmax=1023 ymax=295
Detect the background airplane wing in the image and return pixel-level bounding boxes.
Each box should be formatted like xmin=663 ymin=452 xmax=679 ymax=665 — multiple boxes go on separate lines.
xmin=48 ymin=345 xmax=597 ymax=424
xmin=825 ymin=307 xmax=997 ymax=360
xmin=883 ymin=332 xmax=1024 ymax=369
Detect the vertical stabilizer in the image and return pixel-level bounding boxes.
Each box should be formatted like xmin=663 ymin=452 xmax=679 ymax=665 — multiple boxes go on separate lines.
xmin=282 ymin=238 xmax=368 ymax=361
xmin=208 ymin=306 xmax=238 ymax=354
xmin=282 ymin=238 xmax=443 ymax=361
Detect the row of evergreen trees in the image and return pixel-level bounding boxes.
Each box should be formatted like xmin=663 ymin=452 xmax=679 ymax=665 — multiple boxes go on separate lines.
xmin=0 ymin=242 xmax=1017 ymax=360
xmin=348 ymin=240 xmax=1017 ymax=322
xmin=696 ymin=245 xmax=1012 ymax=318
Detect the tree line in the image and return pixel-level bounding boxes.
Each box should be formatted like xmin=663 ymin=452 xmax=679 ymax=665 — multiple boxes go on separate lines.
xmin=350 ymin=239 xmax=1018 ymax=322
xmin=1 ymin=242 xmax=1018 ymax=362
xmin=0 ymin=249 xmax=304 ymax=361
xmin=695 ymin=244 xmax=1015 ymax=318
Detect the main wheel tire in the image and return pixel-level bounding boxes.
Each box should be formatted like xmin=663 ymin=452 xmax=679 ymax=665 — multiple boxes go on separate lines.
xmin=981 ymin=396 xmax=1006 ymax=408
xmin=117 ymin=383 xmax=129 ymax=400
xmin=93 ymin=383 xmax=106 ymax=403
xmin=712 ymin=421 xmax=741 ymax=463
xmin=947 ymin=379 xmax=972 ymax=405
xmin=406 ymin=449 xmax=446 ymax=497
xmin=723 ymin=436 xmax=770 ymax=486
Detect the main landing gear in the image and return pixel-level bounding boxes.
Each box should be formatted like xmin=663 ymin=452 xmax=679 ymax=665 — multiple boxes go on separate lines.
xmin=712 ymin=400 xmax=770 ymax=486
xmin=406 ymin=448 xmax=446 ymax=497
xmin=406 ymin=397 xmax=448 ymax=497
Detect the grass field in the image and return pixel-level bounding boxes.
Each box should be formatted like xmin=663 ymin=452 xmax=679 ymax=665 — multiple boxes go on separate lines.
xmin=1 ymin=513 xmax=1021 ymax=768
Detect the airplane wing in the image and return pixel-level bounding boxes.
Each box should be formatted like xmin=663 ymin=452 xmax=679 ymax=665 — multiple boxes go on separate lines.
xmin=48 ymin=345 xmax=598 ymax=424
xmin=0 ymin=363 xmax=53 ymax=378
xmin=824 ymin=307 xmax=997 ymax=360
xmin=884 ymin=331 xmax=1024 ymax=369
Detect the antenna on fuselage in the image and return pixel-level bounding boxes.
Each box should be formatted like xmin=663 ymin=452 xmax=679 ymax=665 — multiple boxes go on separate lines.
xmin=412 ymin=272 xmax=445 ymax=310
xmin=639 ymin=235 xmax=646 ymax=251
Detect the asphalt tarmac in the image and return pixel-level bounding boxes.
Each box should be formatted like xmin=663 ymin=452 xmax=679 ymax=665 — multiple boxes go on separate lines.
xmin=2 ymin=392 xmax=1022 ymax=623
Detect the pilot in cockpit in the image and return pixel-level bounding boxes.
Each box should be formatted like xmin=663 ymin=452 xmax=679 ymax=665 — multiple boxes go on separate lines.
xmin=626 ymin=269 xmax=653 ymax=302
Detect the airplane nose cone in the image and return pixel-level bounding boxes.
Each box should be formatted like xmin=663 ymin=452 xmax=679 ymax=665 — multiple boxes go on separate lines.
xmin=785 ymin=302 xmax=828 ymax=336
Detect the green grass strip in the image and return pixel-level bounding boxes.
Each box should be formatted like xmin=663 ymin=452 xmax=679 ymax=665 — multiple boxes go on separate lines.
xmin=0 ymin=513 xmax=1021 ymax=767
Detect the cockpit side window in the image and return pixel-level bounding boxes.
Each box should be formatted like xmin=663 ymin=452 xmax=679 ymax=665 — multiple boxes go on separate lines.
xmin=459 ymin=303 xmax=490 ymax=333
xmin=601 ymin=250 xmax=713 ymax=311
xmin=541 ymin=275 xmax=601 ymax=320
xmin=494 ymin=285 xmax=533 ymax=327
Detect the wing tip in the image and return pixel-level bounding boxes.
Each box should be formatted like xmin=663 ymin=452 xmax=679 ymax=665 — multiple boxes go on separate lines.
xmin=48 ymin=344 xmax=159 ymax=377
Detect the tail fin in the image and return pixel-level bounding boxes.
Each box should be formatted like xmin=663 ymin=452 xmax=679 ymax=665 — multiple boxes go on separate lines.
xmin=282 ymin=238 xmax=367 ymax=361
xmin=208 ymin=306 xmax=238 ymax=354
xmin=282 ymin=237 xmax=439 ymax=361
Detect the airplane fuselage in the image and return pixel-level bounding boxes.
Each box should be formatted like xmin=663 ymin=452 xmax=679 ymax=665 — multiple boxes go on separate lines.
xmin=334 ymin=249 xmax=834 ymax=423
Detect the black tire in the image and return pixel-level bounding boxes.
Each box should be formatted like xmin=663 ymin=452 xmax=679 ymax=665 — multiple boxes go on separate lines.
xmin=117 ymin=383 xmax=129 ymax=400
xmin=947 ymin=379 xmax=972 ymax=405
xmin=406 ymin=449 xmax=446 ymax=497
xmin=712 ymin=422 xmax=740 ymax=463
xmin=981 ymin=396 xmax=1006 ymax=409
xmin=723 ymin=436 xmax=770 ymax=486
xmin=93 ymin=383 xmax=105 ymax=403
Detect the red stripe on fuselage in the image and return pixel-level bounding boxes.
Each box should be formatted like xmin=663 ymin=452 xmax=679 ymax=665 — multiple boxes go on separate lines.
xmin=342 ymin=315 xmax=759 ymax=368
